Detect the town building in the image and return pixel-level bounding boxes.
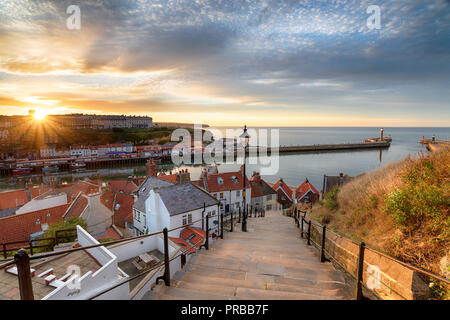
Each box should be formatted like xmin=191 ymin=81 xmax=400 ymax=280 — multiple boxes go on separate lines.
xmin=0 ymin=224 xmax=190 ymax=300
xmin=249 ymin=172 xmax=277 ymax=211
xmin=48 ymin=114 xmax=153 ymax=129
xmin=40 ymin=145 xmax=57 ymax=159
xmin=0 ymin=189 xmax=30 ymax=218
xmin=132 ymin=180 xmax=219 ymax=239
xmin=272 ymin=178 xmax=294 ymax=209
xmin=131 ymin=176 xmax=175 ymax=236
xmin=142 ymin=183 xmax=219 ymax=238
xmin=101 ymin=190 xmax=135 ymax=237
xmin=322 ymin=173 xmax=353 ymax=195
xmin=295 ymin=178 xmax=320 ymax=205
xmin=192 ymin=166 xmax=251 ymax=215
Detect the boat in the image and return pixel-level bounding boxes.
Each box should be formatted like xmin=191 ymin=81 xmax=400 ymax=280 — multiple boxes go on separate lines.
xmin=12 ymin=167 xmax=33 ymax=175
xmin=70 ymin=162 xmax=86 ymax=170
xmin=42 ymin=165 xmax=59 ymax=173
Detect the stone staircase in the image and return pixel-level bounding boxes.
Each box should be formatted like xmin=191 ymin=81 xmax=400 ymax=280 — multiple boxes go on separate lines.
xmin=143 ymin=210 xmax=352 ymax=300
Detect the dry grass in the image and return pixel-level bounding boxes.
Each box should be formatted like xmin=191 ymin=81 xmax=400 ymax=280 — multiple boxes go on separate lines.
xmin=310 ymin=147 xmax=450 ymax=276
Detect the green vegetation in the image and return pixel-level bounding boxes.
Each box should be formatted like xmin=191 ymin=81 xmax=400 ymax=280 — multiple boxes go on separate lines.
xmin=35 ymin=217 xmax=87 ymax=253
xmin=310 ymin=147 xmax=449 ymax=299
xmin=385 ymin=158 xmax=448 ymax=239
xmin=323 ymin=186 xmax=339 ymax=210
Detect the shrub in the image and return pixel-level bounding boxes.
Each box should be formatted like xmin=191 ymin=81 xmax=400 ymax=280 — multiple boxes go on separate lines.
xmin=323 ymin=186 xmax=339 ymax=210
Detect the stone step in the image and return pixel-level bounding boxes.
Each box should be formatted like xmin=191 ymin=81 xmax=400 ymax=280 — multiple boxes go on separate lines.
xmin=155 ymin=285 xmax=238 ymax=300
xmin=195 ymin=250 xmax=330 ymax=270
xmin=182 ymin=265 xmax=247 ymax=280
xmin=175 ymin=281 xmax=237 ymax=296
xmin=179 ymin=272 xmax=347 ymax=295
xmin=188 ymin=259 xmax=339 ymax=282
xmin=234 ymin=287 xmax=342 ymax=300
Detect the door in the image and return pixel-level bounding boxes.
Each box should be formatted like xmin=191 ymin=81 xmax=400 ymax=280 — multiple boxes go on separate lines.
xmin=181 ymin=254 xmax=186 ymax=268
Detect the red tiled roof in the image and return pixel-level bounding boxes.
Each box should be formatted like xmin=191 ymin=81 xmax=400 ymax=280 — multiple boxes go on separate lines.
xmin=96 ymin=226 xmax=122 ymax=241
xmin=100 ymin=191 xmax=134 ymax=228
xmin=249 ymin=180 xmax=264 ymax=198
xmin=272 ymin=179 xmax=293 ymax=201
xmin=180 ymin=226 xmax=206 ymax=248
xmin=203 ymin=171 xmax=250 ymax=192
xmin=108 ymin=179 xmax=139 ymax=194
xmin=158 ymin=173 xmax=178 ymax=184
xmin=64 ymin=194 xmax=88 ymax=219
xmin=0 ymin=190 xmax=29 ymax=210
xmin=30 ymin=185 xmax=51 ymax=199
xmin=0 ymin=203 xmax=71 ymax=244
xmin=68 ymin=180 xmax=100 ymax=201
xmin=169 ymin=237 xmax=197 ymax=254
xmin=191 ymin=179 xmax=204 ymax=188
xmin=295 ymin=179 xmax=320 ymax=201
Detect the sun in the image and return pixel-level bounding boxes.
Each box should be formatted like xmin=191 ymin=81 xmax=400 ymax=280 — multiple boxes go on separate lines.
xmin=33 ymin=109 xmax=48 ymax=120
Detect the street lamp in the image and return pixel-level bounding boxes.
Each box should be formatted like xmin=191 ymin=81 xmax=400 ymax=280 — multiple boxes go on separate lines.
xmin=240 ymin=125 xmax=250 ymax=232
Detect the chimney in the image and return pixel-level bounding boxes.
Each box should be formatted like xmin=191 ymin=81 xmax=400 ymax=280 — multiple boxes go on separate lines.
xmin=178 ymin=169 xmax=191 ymax=184
xmin=380 ymin=128 xmax=384 ymax=141
xmin=49 ymin=176 xmax=57 ymax=189
xmin=145 ymin=159 xmax=157 ymax=177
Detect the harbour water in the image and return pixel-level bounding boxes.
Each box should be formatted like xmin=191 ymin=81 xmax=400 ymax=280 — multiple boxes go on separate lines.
xmin=1 ymin=127 xmax=448 ymax=192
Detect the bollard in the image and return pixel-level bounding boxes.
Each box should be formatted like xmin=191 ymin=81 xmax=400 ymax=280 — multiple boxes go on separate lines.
xmin=307 ymin=220 xmax=311 ymax=246
xmin=320 ymin=225 xmax=326 ymax=262
xmin=201 ymin=215 xmax=209 ymax=250
xmin=355 ymin=242 xmax=366 ymax=300
xmin=301 ymin=218 xmax=304 ymax=238
xmin=238 ymin=207 xmax=241 ymax=223
xmin=220 ymin=213 xmax=224 ymax=239
xmin=155 ymin=228 xmax=171 ymax=286
xmin=230 ymin=211 xmax=234 ymax=232
xmin=15 ymin=249 xmax=34 ymax=300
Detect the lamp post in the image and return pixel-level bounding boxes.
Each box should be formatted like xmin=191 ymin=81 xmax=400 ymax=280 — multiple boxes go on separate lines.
xmin=240 ymin=125 xmax=250 ymax=232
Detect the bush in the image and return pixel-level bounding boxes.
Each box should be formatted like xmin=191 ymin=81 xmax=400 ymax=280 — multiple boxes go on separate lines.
xmin=323 ymin=186 xmax=339 ymax=210
xmin=385 ymin=158 xmax=448 ymax=235
xmin=36 ymin=217 xmax=87 ymax=253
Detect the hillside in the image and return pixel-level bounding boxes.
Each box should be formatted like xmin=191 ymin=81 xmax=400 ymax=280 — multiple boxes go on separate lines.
xmin=310 ymin=147 xmax=449 ymax=295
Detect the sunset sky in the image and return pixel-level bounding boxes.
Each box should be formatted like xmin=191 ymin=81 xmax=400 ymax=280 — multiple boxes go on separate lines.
xmin=0 ymin=0 xmax=449 ymax=126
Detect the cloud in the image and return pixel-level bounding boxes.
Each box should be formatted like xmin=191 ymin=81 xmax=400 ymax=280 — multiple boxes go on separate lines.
xmin=0 ymin=0 xmax=449 ymax=125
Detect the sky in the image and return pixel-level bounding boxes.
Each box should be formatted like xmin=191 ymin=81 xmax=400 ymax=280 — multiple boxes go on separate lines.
xmin=0 ymin=0 xmax=449 ymax=127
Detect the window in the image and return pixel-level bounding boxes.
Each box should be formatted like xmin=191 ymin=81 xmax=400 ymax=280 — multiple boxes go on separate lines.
xmin=188 ymin=214 xmax=192 ymax=224
xmin=236 ymin=190 xmax=240 ymax=197
xmin=220 ymin=193 xmax=224 ymax=199
xmin=182 ymin=215 xmax=187 ymax=225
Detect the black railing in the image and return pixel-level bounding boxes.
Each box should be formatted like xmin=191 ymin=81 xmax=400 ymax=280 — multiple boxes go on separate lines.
xmin=0 ymin=207 xmax=267 ymax=300
xmin=292 ymin=207 xmax=450 ymax=300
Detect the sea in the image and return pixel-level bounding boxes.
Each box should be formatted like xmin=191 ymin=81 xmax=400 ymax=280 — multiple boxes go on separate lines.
xmin=1 ymin=127 xmax=448 ymax=192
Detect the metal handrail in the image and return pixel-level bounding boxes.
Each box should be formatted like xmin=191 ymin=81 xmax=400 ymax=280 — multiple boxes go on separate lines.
xmin=297 ymin=213 xmax=450 ymax=297
xmin=0 ymin=216 xmax=211 ymax=270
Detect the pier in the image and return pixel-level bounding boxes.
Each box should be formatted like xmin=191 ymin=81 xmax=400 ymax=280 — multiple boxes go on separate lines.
xmin=265 ymin=141 xmax=391 ymax=153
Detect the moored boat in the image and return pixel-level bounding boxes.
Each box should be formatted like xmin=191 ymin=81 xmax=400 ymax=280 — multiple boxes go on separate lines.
xmin=12 ymin=167 xmax=33 ymax=175
xmin=70 ymin=162 xmax=86 ymax=170
xmin=42 ymin=165 xmax=59 ymax=173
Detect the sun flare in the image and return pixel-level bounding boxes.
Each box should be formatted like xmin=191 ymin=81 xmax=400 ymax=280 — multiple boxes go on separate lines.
xmin=33 ymin=109 xmax=48 ymax=120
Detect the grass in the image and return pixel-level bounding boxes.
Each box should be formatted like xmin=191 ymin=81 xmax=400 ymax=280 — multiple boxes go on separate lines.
xmin=310 ymin=147 xmax=450 ymax=284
